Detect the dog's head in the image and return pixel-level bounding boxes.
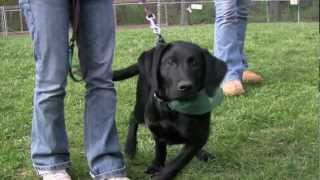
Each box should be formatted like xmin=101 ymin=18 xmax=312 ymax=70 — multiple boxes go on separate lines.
xmin=145 ymin=41 xmax=227 ymax=101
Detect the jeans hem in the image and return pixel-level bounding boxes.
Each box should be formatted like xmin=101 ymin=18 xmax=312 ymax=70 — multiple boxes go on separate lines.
xmin=90 ymin=166 xmax=126 ymax=180
xmin=222 ymin=74 xmax=242 ymax=85
xmin=33 ymin=161 xmax=71 ymax=176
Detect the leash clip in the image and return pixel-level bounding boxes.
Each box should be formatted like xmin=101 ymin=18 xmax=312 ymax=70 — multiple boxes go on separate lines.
xmin=146 ymin=13 xmax=161 ymax=35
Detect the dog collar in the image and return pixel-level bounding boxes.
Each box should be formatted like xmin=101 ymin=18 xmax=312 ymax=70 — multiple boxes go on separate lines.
xmin=168 ymin=88 xmax=223 ymax=115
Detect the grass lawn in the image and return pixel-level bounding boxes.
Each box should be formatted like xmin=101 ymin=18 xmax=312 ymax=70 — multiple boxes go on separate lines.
xmin=0 ymin=23 xmax=318 ymax=180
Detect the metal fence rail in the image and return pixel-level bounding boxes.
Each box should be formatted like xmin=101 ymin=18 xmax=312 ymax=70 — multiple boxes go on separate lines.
xmin=0 ymin=0 xmax=318 ymax=36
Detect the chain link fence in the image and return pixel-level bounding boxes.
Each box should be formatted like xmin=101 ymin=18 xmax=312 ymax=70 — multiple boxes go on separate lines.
xmin=0 ymin=5 xmax=25 ymax=36
xmin=0 ymin=0 xmax=318 ymax=36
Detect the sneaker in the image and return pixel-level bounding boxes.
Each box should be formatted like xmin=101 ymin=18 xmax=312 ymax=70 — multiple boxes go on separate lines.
xmin=242 ymin=70 xmax=263 ymax=84
xmin=222 ymin=80 xmax=245 ymax=96
xmin=42 ymin=170 xmax=71 ymax=180
xmin=107 ymin=177 xmax=130 ymax=180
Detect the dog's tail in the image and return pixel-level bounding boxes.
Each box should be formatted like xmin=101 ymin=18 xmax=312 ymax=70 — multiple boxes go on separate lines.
xmin=112 ymin=63 xmax=139 ymax=81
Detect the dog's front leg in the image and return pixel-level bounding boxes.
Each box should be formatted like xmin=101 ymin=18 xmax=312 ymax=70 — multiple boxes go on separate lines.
xmin=145 ymin=138 xmax=167 ymax=175
xmin=152 ymin=144 xmax=201 ymax=180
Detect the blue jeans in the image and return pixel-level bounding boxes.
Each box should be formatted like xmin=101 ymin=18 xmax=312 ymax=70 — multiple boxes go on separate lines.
xmin=214 ymin=0 xmax=250 ymax=82
xmin=19 ymin=0 xmax=126 ymax=179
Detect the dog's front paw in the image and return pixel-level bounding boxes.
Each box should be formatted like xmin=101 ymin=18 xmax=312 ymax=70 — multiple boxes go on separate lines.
xmin=196 ymin=150 xmax=215 ymax=162
xmin=144 ymin=164 xmax=162 ymax=175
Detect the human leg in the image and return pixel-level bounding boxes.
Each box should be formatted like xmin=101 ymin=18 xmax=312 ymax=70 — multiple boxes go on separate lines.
xmin=76 ymin=0 xmax=126 ymax=179
xmin=19 ymin=0 xmax=72 ymax=175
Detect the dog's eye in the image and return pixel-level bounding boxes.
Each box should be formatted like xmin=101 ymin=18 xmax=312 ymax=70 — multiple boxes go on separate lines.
xmin=188 ymin=58 xmax=198 ymax=67
xmin=167 ymin=58 xmax=175 ymax=65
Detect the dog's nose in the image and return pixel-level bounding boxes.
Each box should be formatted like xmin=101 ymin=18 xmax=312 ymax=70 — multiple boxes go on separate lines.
xmin=177 ymin=81 xmax=193 ymax=92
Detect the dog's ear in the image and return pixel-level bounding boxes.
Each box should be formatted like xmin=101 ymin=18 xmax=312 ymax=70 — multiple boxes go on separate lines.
xmin=202 ymin=49 xmax=227 ymax=96
xmin=137 ymin=43 xmax=171 ymax=93
xmin=150 ymin=43 xmax=171 ymax=92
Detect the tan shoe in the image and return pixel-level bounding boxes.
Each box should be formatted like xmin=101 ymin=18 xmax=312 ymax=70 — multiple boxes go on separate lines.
xmin=242 ymin=70 xmax=263 ymax=84
xmin=42 ymin=170 xmax=71 ymax=180
xmin=222 ymin=80 xmax=245 ymax=96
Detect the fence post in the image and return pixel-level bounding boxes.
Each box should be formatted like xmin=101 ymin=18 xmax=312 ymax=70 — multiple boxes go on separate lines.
xmin=113 ymin=4 xmax=117 ymax=27
xmin=0 ymin=6 xmax=4 ymax=36
xmin=265 ymin=0 xmax=270 ymax=22
xmin=157 ymin=0 xmax=161 ymax=25
xmin=180 ymin=2 xmax=187 ymax=25
xmin=3 ymin=7 xmax=8 ymax=36
xmin=164 ymin=3 xmax=168 ymax=26
xmin=297 ymin=1 xmax=300 ymax=23
xmin=20 ymin=8 xmax=24 ymax=32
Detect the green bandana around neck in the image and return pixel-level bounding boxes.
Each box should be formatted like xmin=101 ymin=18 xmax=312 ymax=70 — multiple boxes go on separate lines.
xmin=168 ymin=88 xmax=223 ymax=115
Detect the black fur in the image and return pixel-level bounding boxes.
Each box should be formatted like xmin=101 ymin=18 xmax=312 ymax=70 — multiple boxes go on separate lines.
xmin=113 ymin=41 xmax=227 ymax=180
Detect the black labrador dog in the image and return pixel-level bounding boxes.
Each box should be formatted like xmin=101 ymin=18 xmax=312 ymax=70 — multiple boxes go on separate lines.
xmin=113 ymin=41 xmax=227 ymax=180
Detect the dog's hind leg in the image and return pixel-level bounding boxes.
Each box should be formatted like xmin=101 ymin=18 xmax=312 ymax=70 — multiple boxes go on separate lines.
xmin=125 ymin=111 xmax=139 ymax=159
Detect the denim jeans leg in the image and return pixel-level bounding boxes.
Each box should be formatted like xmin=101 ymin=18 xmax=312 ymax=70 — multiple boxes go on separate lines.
xmin=214 ymin=0 xmax=246 ymax=82
xmin=76 ymin=0 xmax=126 ymax=179
xmin=19 ymin=0 xmax=71 ymax=175
xmin=237 ymin=0 xmax=250 ymax=69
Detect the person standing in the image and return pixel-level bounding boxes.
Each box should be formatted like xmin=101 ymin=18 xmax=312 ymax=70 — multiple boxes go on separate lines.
xmin=214 ymin=0 xmax=263 ymax=96
xmin=19 ymin=0 xmax=129 ymax=179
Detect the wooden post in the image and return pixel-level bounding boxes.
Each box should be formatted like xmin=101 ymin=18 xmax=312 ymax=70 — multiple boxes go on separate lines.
xmin=20 ymin=8 xmax=24 ymax=32
xmin=164 ymin=3 xmax=168 ymax=26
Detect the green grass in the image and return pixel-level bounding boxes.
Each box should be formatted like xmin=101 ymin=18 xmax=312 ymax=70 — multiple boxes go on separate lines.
xmin=0 ymin=23 xmax=318 ymax=180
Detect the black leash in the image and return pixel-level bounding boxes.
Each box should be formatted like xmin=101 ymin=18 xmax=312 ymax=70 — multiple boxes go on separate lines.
xmin=68 ymin=0 xmax=83 ymax=82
